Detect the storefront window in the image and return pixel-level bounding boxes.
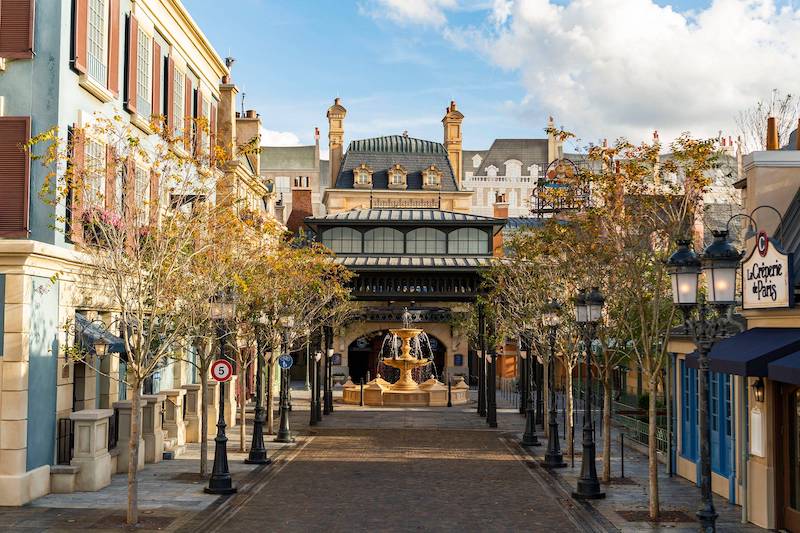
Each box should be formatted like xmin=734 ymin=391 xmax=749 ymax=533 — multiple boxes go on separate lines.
xmin=447 ymin=228 xmax=488 ymax=254
xmin=364 ymin=227 xmax=403 ymax=254
xmin=406 ymin=227 xmax=446 ymax=254
xmin=321 ymin=227 xmax=362 ymax=254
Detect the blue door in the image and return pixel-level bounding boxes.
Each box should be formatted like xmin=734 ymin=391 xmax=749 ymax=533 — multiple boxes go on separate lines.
xmin=710 ymin=372 xmax=733 ymax=478
xmin=26 ymin=276 xmax=59 ymax=470
xmin=680 ymin=360 xmax=698 ymax=461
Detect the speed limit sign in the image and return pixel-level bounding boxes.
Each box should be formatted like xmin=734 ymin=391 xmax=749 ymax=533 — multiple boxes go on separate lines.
xmin=211 ymin=359 xmax=233 ymax=382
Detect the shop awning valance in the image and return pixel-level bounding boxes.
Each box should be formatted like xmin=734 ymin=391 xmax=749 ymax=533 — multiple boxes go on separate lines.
xmin=684 ymin=328 xmax=800 ymax=376
xmin=76 ymin=313 xmax=127 ymax=358
xmin=768 ymin=352 xmax=800 ymax=385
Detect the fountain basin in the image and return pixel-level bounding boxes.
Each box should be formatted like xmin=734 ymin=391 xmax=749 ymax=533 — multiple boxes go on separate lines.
xmin=342 ymin=376 xmax=470 ymax=407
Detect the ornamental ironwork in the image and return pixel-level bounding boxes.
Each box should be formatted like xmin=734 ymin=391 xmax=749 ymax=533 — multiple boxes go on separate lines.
xmin=530 ymin=158 xmax=590 ymax=216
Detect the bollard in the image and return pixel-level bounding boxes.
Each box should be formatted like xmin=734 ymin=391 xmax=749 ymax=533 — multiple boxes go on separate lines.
xmin=620 ymin=433 xmax=625 ymax=478
xmin=360 ymin=379 xmax=364 ymax=406
xmin=447 ymin=380 xmax=452 ymax=407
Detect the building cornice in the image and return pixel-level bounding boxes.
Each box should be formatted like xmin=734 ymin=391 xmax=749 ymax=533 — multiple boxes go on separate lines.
xmin=743 ymin=151 xmax=800 ymax=173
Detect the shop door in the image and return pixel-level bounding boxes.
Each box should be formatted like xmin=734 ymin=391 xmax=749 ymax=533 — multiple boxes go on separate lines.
xmin=710 ymin=373 xmax=732 ymax=478
xmin=782 ymin=386 xmax=800 ymax=531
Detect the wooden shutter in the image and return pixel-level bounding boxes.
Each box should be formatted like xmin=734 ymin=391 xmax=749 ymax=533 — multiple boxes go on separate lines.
xmin=107 ymin=0 xmax=120 ymax=94
xmin=151 ymin=41 xmax=161 ymax=119
xmin=0 ymin=116 xmax=31 ymax=237
xmin=71 ymin=0 xmax=88 ymax=73
xmin=124 ymin=13 xmax=138 ymax=114
xmin=0 ymin=0 xmax=35 ymax=58
xmin=210 ymin=102 xmax=217 ymax=166
xmin=69 ymin=126 xmax=86 ymax=243
xmin=183 ymin=75 xmax=192 ymax=151
xmin=105 ymin=145 xmax=116 ymax=212
xmin=165 ymin=56 xmax=175 ymax=132
xmin=193 ymin=87 xmax=202 ymax=155
xmin=149 ymin=169 xmax=159 ymax=224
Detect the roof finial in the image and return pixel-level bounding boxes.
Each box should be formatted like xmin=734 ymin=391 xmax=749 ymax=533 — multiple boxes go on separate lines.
xmin=402 ymin=130 xmax=408 ymax=138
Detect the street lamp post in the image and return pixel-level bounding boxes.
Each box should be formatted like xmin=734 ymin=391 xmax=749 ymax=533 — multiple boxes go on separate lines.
xmin=246 ymin=314 xmax=270 ymax=464
xmin=519 ymin=339 xmax=527 ymax=416
xmin=486 ymin=319 xmax=498 ymax=428
xmin=521 ymin=329 xmax=540 ymax=446
xmin=573 ymin=288 xmax=605 ymax=499
xmin=310 ymin=350 xmax=322 ymax=426
xmin=206 ymin=296 xmax=237 ymax=494
xmin=275 ymin=315 xmax=294 ymax=443
xmin=667 ymin=233 xmax=742 ymax=532
xmin=477 ymin=304 xmax=486 ymax=417
xmin=542 ymin=299 xmax=566 ymax=468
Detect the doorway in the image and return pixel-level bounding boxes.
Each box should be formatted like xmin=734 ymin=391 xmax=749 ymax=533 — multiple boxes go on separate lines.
xmin=779 ymin=385 xmax=800 ymax=531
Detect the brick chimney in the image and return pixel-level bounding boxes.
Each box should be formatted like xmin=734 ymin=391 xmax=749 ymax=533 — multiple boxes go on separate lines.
xmin=493 ymin=193 xmax=508 ymax=257
xmin=286 ymin=176 xmax=313 ymax=233
xmin=217 ymin=81 xmax=238 ymax=162
xmin=766 ymin=116 xmax=779 ymax=150
xmin=236 ymin=109 xmax=261 ymax=170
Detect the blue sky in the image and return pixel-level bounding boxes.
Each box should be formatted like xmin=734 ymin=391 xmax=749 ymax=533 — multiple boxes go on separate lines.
xmin=183 ymin=0 xmax=795 ymax=155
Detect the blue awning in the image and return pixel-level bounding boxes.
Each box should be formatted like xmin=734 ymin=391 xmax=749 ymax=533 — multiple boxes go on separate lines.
xmin=768 ymin=352 xmax=800 ymax=385
xmin=76 ymin=313 xmax=127 ymax=358
xmin=684 ymin=328 xmax=800 ymax=376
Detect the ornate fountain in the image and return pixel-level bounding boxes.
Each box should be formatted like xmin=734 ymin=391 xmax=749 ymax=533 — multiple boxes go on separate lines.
xmin=342 ymin=308 xmax=469 ymax=407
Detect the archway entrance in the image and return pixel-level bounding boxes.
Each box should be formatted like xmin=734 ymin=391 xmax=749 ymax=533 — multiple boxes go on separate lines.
xmin=347 ymin=330 xmax=446 ymax=384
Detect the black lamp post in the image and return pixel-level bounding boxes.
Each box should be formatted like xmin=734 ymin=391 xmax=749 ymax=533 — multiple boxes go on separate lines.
xmin=246 ymin=314 xmax=270 ymax=464
xmin=310 ymin=350 xmax=322 ymax=426
xmin=519 ymin=338 xmax=527 ymax=416
xmin=275 ymin=315 xmax=294 ymax=443
xmin=486 ymin=319 xmax=498 ymax=428
xmin=542 ymin=299 xmax=566 ymax=468
xmin=667 ymin=232 xmax=742 ymax=532
xmin=206 ymin=296 xmax=237 ymax=494
xmin=478 ymin=304 xmax=487 ymax=417
xmin=573 ymin=288 xmax=605 ymax=499
xmin=521 ymin=329 xmax=540 ymax=446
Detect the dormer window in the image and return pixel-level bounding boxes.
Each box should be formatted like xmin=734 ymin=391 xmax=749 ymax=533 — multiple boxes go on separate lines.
xmin=353 ymin=163 xmax=373 ymax=189
xmin=422 ymin=164 xmax=443 ymax=190
xmin=472 ymin=154 xmax=482 ymax=168
xmin=388 ymin=163 xmax=407 ymax=190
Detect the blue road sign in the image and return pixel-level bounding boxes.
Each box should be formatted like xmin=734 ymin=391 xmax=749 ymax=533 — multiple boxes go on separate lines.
xmin=278 ymin=354 xmax=294 ymax=369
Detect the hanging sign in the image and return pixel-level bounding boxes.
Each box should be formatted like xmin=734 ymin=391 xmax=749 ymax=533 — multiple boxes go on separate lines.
xmin=278 ymin=354 xmax=294 ymax=369
xmin=742 ymin=232 xmax=794 ymax=309
xmin=211 ymin=359 xmax=233 ymax=382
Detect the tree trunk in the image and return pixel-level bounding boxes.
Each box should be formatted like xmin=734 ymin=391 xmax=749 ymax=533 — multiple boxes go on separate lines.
xmin=648 ymin=375 xmax=660 ymax=520
xmin=266 ymin=354 xmax=275 ymax=435
xmin=126 ymin=386 xmax=141 ymax=525
xmin=602 ymin=376 xmax=612 ymax=482
xmin=566 ymin=368 xmax=574 ymax=457
xmin=239 ymin=362 xmax=247 ymax=452
xmin=200 ymin=376 xmax=209 ymax=476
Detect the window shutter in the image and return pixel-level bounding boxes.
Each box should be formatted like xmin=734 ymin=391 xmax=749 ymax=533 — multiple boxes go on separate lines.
xmin=0 ymin=0 xmax=35 ymax=58
xmin=151 ymin=41 xmax=161 ymax=119
xmin=124 ymin=13 xmax=138 ymax=114
xmin=149 ymin=168 xmax=159 ymax=224
xmin=210 ymin=103 xmax=217 ymax=166
xmin=0 ymin=116 xmax=31 ymax=237
xmin=193 ymin=87 xmax=202 ymax=155
xmin=105 ymin=145 xmax=116 ymax=212
xmin=183 ymin=75 xmax=192 ymax=151
xmin=71 ymin=0 xmax=88 ymax=73
xmin=166 ymin=56 xmax=175 ymax=132
xmin=123 ymin=156 xmax=135 ymax=226
xmin=107 ymin=0 xmax=120 ymax=95
xmin=69 ymin=125 xmax=86 ymax=243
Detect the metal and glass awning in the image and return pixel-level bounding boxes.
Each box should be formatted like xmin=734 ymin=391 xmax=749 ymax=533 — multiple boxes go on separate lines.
xmin=335 ymin=255 xmax=493 ymax=271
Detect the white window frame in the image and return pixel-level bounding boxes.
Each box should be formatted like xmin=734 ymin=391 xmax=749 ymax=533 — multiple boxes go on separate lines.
xmin=172 ymin=63 xmax=185 ymax=137
xmin=134 ymin=164 xmax=151 ymax=225
xmin=84 ymin=138 xmax=107 ymax=208
xmin=136 ymin=27 xmax=152 ymax=117
xmin=87 ymin=0 xmax=109 ymax=86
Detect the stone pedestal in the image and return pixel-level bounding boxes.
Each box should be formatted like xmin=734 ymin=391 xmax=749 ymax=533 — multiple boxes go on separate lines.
xmin=112 ymin=400 xmax=145 ymax=472
xmin=69 ymin=409 xmax=113 ymax=491
xmin=224 ymin=376 xmax=237 ymax=428
xmin=205 ymin=381 xmax=219 ymax=436
xmin=162 ymin=389 xmax=187 ymax=456
xmin=182 ymin=384 xmax=202 ymax=443
xmin=140 ymin=394 xmax=166 ymax=464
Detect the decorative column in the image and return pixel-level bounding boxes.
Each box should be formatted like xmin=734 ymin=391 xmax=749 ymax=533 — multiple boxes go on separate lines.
xmin=69 ymin=409 xmax=113 ymax=491
xmin=112 ymin=400 xmax=144 ymax=472
xmin=140 ymin=393 xmax=166 ymax=463
xmin=182 ymin=383 xmax=202 ymax=442
xmin=224 ymin=375 xmax=237 ymax=428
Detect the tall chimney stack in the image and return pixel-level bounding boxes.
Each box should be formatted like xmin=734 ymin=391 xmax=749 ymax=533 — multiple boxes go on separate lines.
xmin=327 ymin=98 xmax=346 ymax=187
xmin=442 ymin=100 xmax=464 ymax=189
xmin=767 ymin=116 xmax=779 ymax=150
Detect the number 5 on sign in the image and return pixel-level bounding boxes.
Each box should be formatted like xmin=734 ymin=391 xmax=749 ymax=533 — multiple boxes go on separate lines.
xmin=211 ymin=360 xmax=233 ymax=382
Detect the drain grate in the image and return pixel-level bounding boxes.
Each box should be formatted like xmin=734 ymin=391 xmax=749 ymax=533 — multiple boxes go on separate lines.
xmin=616 ymin=510 xmax=695 ymax=523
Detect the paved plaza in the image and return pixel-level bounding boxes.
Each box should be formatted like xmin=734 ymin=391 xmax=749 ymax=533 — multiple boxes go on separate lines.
xmin=0 ymin=389 xmax=762 ymax=532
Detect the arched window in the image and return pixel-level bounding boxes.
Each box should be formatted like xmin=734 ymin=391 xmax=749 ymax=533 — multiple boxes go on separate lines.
xmin=406 ymin=228 xmax=446 ymax=254
xmin=486 ymin=165 xmax=498 ymax=178
xmin=321 ymin=227 xmax=362 ymax=254
xmin=504 ymin=159 xmax=522 ymax=177
xmin=448 ymin=228 xmax=488 ymax=254
xmin=364 ymin=227 xmax=404 ymax=254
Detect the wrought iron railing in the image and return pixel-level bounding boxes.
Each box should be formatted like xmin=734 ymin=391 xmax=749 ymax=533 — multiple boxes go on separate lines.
xmin=108 ymin=409 xmax=119 ymax=451
xmin=57 ymin=418 xmax=74 ymax=465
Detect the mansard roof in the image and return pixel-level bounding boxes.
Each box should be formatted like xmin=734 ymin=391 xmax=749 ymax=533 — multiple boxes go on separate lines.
xmin=465 ymin=139 xmax=548 ymax=177
xmin=334 ymin=135 xmax=458 ymax=191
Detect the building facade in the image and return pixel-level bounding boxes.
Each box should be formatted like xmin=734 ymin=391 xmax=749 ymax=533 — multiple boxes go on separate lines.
xmin=0 ymin=0 xmax=270 ymax=505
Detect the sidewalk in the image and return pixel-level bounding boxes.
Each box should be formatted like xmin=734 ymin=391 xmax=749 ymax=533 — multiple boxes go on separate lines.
xmin=501 ymin=394 xmax=763 ymax=532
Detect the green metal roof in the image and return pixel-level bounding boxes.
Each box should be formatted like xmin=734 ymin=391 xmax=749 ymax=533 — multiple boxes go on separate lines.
xmin=347 ymin=135 xmax=447 ymax=155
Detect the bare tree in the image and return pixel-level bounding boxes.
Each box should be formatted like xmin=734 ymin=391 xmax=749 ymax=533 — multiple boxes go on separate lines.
xmin=736 ymin=89 xmax=799 ymax=153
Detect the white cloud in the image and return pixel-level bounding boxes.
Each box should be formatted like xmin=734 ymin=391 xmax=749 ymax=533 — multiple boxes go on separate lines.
xmin=380 ymin=0 xmax=800 ymax=143
xmin=363 ymin=0 xmax=459 ymax=26
xmin=259 ymin=127 xmax=301 ymax=147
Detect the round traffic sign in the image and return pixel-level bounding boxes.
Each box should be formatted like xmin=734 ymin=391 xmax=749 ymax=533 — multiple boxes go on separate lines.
xmin=278 ymin=354 xmax=294 ymax=369
xmin=211 ymin=359 xmax=233 ymax=382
